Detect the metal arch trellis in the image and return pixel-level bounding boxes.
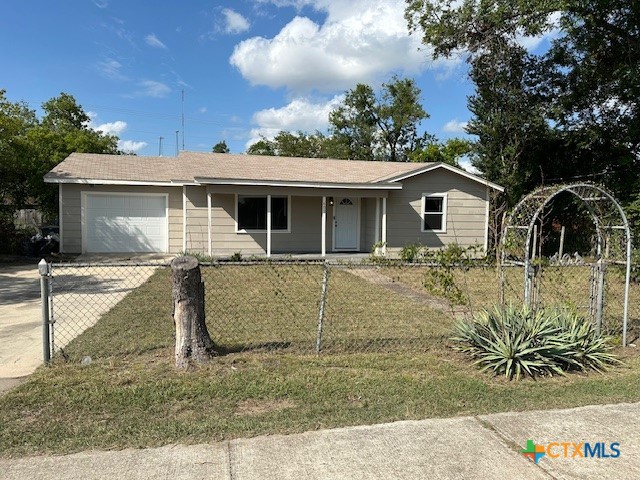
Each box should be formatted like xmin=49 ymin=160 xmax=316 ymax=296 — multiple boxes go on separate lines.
xmin=499 ymin=182 xmax=632 ymax=346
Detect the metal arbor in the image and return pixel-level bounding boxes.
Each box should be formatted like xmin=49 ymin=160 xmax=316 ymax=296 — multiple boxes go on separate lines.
xmin=499 ymin=183 xmax=632 ymax=346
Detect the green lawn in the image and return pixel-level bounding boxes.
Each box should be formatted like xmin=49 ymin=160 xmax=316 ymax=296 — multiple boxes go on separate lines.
xmin=1 ymin=264 xmax=639 ymax=458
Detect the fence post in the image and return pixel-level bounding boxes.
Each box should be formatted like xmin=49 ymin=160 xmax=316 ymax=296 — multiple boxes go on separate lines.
xmin=594 ymin=259 xmax=606 ymax=334
xmin=316 ymin=263 xmax=330 ymax=353
xmin=38 ymin=258 xmax=51 ymax=364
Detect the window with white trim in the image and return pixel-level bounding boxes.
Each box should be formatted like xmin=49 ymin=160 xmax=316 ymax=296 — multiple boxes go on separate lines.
xmin=421 ymin=194 xmax=447 ymax=233
xmin=237 ymin=195 xmax=289 ymax=232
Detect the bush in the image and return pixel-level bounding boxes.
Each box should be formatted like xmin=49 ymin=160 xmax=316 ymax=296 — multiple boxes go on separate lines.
xmin=400 ymin=242 xmax=423 ymax=262
xmin=453 ymin=305 xmax=619 ymax=380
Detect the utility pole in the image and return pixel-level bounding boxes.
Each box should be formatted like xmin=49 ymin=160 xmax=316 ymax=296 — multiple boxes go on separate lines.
xmin=159 ymin=136 xmax=164 ymax=156
xmin=175 ymin=130 xmax=179 ymax=157
xmin=181 ymin=89 xmax=185 ymax=151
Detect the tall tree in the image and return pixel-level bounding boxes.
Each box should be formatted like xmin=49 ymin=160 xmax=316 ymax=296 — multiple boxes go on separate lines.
xmin=246 ymin=131 xmax=350 ymax=159
xmin=0 ymin=90 xmax=38 ymax=209
xmin=30 ymin=93 xmax=119 ymax=212
xmin=406 ymin=0 xmax=640 ymax=204
xmin=410 ymin=137 xmax=472 ymax=166
xmin=1 ymin=91 xmax=119 ymax=214
xmin=212 ymin=140 xmax=230 ymax=153
xmin=246 ymin=137 xmax=276 ymax=156
xmin=329 ymin=77 xmax=429 ymax=161
xmin=329 ymin=84 xmax=378 ymax=160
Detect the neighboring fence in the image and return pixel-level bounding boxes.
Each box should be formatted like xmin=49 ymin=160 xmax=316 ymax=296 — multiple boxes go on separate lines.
xmin=45 ymin=260 xmax=640 ymax=358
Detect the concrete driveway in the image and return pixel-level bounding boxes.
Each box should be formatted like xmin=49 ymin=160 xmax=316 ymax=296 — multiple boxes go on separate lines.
xmin=0 ymin=258 xmax=166 ymax=391
xmin=0 ymin=262 xmax=42 ymax=383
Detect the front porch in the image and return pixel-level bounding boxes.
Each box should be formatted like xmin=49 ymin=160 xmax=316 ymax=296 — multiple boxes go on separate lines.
xmin=183 ymin=185 xmax=394 ymax=258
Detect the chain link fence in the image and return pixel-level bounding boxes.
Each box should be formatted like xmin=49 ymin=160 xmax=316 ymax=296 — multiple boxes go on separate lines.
xmin=47 ymin=259 xmax=640 ymax=358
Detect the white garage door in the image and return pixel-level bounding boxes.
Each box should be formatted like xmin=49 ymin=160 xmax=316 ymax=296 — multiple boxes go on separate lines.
xmin=84 ymin=194 xmax=168 ymax=253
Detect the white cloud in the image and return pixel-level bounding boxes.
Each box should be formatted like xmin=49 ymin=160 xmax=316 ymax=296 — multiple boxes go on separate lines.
xmin=458 ymin=157 xmax=480 ymax=175
xmin=222 ymin=8 xmax=250 ymax=34
xmin=230 ymin=0 xmax=451 ymax=92
xmin=145 ymin=33 xmax=167 ymax=49
xmin=516 ymin=11 xmax=562 ymax=52
xmin=96 ymin=58 xmax=126 ymax=81
xmin=443 ymin=119 xmax=468 ymax=133
xmin=118 ymin=140 xmax=148 ymax=153
xmin=136 ymin=80 xmax=171 ymax=98
xmin=93 ymin=0 xmax=108 ymax=8
xmin=95 ymin=120 xmax=128 ymax=136
xmin=199 ymin=107 xmax=208 ymax=113
xmin=247 ymin=95 xmax=343 ymax=147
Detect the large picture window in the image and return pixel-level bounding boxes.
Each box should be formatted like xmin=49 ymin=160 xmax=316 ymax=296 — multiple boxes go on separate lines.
xmin=237 ymin=195 xmax=289 ymax=232
xmin=421 ymin=194 xmax=447 ymax=233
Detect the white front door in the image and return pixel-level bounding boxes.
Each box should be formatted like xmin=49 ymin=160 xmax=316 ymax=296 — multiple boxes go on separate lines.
xmin=334 ymin=197 xmax=359 ymax=251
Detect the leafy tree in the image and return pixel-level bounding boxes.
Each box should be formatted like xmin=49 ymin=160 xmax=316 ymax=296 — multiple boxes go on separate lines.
xmin=31 ymin=93 xmax=119 ymax=213
xmin=212 ymin=140 xmax=230 ymax=153
xmin=0 ymin=90 xmax=38 ymax=209
xmin=410 ymin=137 xmax=473 ymax=166
xmin=0 ymin=91 xmax=119 ymax=216
xmin=329 ymin=84 xmax=378 ymax=160
xmin=329 ymin=77 xmax=429 ymax=161
xmin=246 ymin=138 xmax=276 ymax=156
xmin=405 ymin=0 xmax=640 ymax=204
xmin=41 ymin=92 xmax=91 ymax=132
xmin=246 ymin=131 xmax=351 ymax=159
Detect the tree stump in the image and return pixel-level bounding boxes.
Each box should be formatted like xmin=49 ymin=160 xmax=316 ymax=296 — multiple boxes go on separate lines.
xmin=171 ymin=256 xmax=217 ymax=369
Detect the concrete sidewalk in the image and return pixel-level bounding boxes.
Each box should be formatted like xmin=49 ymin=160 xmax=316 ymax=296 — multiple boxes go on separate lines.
xmin=2 ymin=402 xmax=638 ymax=479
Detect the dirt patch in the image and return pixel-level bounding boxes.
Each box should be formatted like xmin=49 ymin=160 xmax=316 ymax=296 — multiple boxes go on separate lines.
xmin=235 ymin=398 xmax=295 ymax=416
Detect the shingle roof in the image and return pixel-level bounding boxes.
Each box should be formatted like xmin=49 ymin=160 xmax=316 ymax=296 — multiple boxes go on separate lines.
xmin=44 ymin=151 xmax=504 ymax=191
xmin=45 ymin=152 xmax=432 ymax=185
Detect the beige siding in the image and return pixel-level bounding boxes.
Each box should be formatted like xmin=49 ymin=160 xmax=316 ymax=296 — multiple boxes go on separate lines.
xmin=205 ymin=192 xmax=329 ymax=255
xmin=185 ymin=186 xmax=208 ymax=252
xmin=385 ymin=170 xmax=488 ymax=254
xmin=59 ymin=184 xmax=183 ymax=254
xmin=361 ymin=198 xmax=377 ymax=251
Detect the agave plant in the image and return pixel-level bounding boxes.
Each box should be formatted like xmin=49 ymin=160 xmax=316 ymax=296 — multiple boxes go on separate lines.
xmin=453 ymin=305 xmax=619 ymax=380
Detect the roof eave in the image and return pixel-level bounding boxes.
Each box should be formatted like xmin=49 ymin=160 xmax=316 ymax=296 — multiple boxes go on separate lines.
xmin=194 ymin=177 xmax=403 ymax=190
xmin=43 ymin=176 xmax=195 ymax=186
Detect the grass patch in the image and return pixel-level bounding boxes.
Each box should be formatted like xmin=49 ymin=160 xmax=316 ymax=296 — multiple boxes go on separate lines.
xmin=1 ymin=264 xmax=640 ymax=458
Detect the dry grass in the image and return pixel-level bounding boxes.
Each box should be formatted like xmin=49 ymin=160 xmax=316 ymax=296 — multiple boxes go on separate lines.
xmin=1 ymin=263 xmax=639 ymax=458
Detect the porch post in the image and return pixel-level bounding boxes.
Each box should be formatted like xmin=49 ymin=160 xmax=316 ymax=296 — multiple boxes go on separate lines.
xmin=266 ymin=194 xmax=272 ymax=258
xmin=382 ymin=197 xmax=387 ymax=255
xmin=375 ymin=198 xmax=380 ymax=244
xmin=58 ymin=184 xmax=64 ymax=253
xmin=207 ymin=190 xmax=212 ymax=256
xmin=321 ymin=196 xmax=327 ymax=258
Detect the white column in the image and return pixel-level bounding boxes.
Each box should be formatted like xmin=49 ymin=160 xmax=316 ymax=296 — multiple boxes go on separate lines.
xmin=58 ymin=184 xmax=64 ymax=253
xmin=321 ymin=196 xmax=327 ymax=258
xmin=266 ymin=194 xmax=272 ymax=258
xmin=375 ymin=197 xmax=380 ymax=245
xmin=382 ymin=197 xmax=387 ymax=255
xmin=207 ymin=190 xmax=212 ymax=256
xmin=483 ymin=186 xmax=490 ymax=254
xmin=182 ymin=185 xmax=187 ymax=252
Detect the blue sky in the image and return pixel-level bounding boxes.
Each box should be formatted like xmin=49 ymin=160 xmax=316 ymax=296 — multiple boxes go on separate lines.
xmin=1 ymin=1 xmax=554 ymax=160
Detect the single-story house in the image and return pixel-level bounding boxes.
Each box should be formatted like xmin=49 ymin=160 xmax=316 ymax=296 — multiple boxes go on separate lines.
xmin=44 ymin=151 xmax=504 ymax=257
